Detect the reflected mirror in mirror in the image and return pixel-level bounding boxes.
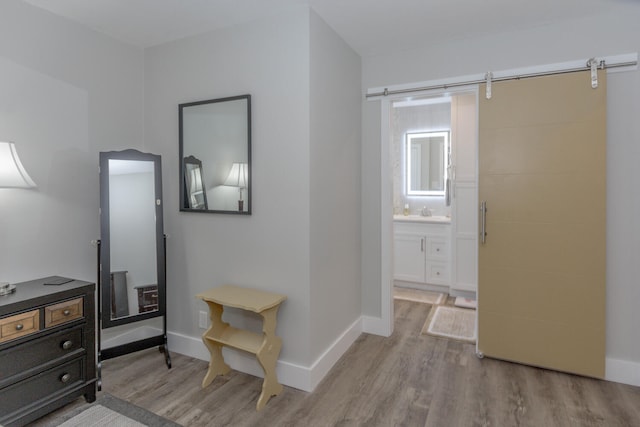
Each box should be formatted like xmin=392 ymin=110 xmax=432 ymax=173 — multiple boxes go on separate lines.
xmin=406 ymin=131 xmax=449 ymax=196
xmin=183 ymin=155 xmax=207 ymax=210
xmin=108 ymin=159 xmax=159 ymax=321
xmin=179 ymin=94 xmax=251 ymax=214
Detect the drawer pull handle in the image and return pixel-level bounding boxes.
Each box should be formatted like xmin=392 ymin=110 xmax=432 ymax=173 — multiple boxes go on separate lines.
xmin=62 ymin=340 xmax=73 ymax=350
xmin=60 ymin=373 xmax=71 ymax=383
xmin=63 ymin=309 xmax=71 ymax=316
xmin=15 ymin=323 xmax=24 ymax=331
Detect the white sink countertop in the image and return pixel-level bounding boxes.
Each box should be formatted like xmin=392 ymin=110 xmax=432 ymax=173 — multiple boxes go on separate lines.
xmin=393 ymin=214 xmax=451 ymax=224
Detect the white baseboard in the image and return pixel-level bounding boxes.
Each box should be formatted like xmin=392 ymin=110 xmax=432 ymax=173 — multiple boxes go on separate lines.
xmin=606 ymin=357 xmax=640 ymax=387
xmin=448 ymin=288 xmax=476 ymax=299
xmin=393 ymin=280 xmax=449 ymax=294
xmin=361 ymin=315 xmax=391 ymax=337
xmin=166 ymin=317 xmax=363 ymax=393
xmin=308 ymin=317 xmax=362 ymax=390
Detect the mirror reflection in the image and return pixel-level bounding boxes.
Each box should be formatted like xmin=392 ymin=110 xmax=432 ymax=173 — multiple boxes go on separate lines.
xmin=183 ymin=155 xmax=208 ymax=210
xmin=179 ymin=94 xmax=251 ymax=214
xmin=108 ymin=159 xmax=159 ymax=320
xmin=406 ymin=131 xmax=449 ymax=196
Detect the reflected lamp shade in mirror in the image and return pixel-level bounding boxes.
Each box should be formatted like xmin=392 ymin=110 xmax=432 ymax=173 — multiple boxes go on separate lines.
xmin=223 ymin=162 xmax=248 ymax=211
xmin=0 ymin=141 xmax=37 ymax=188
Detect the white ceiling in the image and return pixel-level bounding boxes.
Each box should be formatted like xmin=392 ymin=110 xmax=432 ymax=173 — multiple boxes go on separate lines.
xmin=21 ymin=0 xmax=628 ymax=57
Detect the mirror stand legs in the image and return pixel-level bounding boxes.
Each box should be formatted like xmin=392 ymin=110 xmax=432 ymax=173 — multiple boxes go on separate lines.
xmin=159 ymin=337 xmax=172 ymax=369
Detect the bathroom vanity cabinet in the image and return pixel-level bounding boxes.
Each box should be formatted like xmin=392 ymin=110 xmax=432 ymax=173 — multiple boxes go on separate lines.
xmin=393 ymin=217 xmax=451 ymax=287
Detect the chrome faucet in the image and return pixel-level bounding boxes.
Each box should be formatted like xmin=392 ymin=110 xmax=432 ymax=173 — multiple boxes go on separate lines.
xmin=421 ymin=206 xmax=432 ymax=216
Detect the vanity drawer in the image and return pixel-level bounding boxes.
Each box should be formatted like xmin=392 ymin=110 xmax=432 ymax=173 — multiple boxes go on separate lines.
xmin=45 ymin=297 xmax=83 ymax=328
xmin=427 ymin=263 xmax=449 ymax=283
xmin=0 ymin=310 xmax=40 ymax=344
xmin=427 ymin=239 xmax=448 ymax=260
xmin=0 ymin=358 xmax=84 ymax=417
xmin=0 ymin=326 xmax=84 ymax=380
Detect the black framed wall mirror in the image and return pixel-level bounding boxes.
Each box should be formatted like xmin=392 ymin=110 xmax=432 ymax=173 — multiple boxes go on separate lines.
xmin=98 ymin=149 xmax=170 ymax=373
xmin=179 ymin=94 xmax=251 ymax=214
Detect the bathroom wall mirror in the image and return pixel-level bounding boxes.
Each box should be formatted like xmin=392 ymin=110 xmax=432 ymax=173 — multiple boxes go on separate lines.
xmin=179 ymin=94 xmax=251 ymax=214
xmin=406 ymin=131 xmax=449 ymax=196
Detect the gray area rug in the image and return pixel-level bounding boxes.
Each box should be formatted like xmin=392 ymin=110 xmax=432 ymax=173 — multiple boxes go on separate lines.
xmin=56 ymin=394 xmax=181 ymax=427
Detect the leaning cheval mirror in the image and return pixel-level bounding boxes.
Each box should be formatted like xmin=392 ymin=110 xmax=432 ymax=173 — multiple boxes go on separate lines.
xmin=98 ymin=149 xmax=171 ymax=387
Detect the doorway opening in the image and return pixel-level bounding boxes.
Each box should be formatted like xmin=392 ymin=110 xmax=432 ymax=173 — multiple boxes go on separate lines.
xmin=381 ymin=88 xmax=479 ymax=337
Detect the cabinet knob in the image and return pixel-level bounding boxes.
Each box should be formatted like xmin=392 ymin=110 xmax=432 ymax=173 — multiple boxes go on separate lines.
xmin=63 ymin=309 xmax=71 ymax=316
xmin=15 ymin=323 xmax=24 ymax=331
xmin=62 ymin=340 xmax=73 ymax=350
xmin=60 ymin=373 xmax=71 ymax=383
xmin=436 ymin=272 xmax=440 ymax=276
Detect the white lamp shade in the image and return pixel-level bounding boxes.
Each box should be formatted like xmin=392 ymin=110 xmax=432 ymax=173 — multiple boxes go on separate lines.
xmin=223 ymin=162 xmax=248 ymax=188
xmin=0 ymin=142 xmax=37 ymax=188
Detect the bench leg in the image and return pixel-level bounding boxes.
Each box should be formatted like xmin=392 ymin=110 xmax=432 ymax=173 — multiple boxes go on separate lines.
xmin=201 ymin=302 xmax=231 ymax=388
xmin=255 ymin=306 xmax=283 ymax=410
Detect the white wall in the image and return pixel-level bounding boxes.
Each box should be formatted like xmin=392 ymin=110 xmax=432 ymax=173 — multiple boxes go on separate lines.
xmin=0 ymin=0 xmax=143 ymax=284
xmin=144 ymin=6 xmax=313 ymax=367
xmin=309 ymin=11 xmax=362 ymax=361
xmin=361 ymin=3 xmax=640 ymax=379
xmin=145 ymin=7 xmax=362 ymax=387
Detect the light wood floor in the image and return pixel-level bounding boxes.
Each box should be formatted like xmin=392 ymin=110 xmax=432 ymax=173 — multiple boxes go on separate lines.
xmin=35 ymin=299 xmax=640 ymax=426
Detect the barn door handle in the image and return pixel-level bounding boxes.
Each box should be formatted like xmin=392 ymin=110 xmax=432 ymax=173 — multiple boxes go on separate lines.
xmin=480 ymin=201 xmax=487 ymax=244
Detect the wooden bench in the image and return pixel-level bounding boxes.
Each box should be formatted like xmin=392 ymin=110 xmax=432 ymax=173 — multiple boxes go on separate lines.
xmin=196 ymin=285 xmax=287 ymax=410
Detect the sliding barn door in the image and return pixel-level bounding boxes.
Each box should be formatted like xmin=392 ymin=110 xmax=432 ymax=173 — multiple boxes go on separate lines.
xmin=477 ymin=70 xmax=606 ymax=378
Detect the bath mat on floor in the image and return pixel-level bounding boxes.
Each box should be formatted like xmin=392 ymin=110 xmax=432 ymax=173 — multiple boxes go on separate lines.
xmin=421 ymin=305 xmax=476 ymax=343
xmin=454 ymin=296 xmax=477 ymax=309
xmin=394 ymin=287 xmax=445 ymax=305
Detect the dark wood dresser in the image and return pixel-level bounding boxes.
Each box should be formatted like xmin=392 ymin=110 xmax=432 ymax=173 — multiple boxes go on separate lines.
xmin=134 ymin=284 xmax=158 ymax=313
xmin=0 ymin=277 xmax=96 ymax=427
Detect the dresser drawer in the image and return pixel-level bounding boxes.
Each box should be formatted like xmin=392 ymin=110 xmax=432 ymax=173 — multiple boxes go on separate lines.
xmin=45 ymin=297 xmax=83 ymax=328
xmin=0 ymin=310 xmax=40 ymax=344
xmin=0 ymin=358 xmax=84 ymax=417
xmin=0 ymin=326 xmax=84 ymax=381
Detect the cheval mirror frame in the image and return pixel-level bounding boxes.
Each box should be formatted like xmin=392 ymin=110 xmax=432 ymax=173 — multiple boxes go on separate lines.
xmin=97 ymin=149 xmax=171 ymax=388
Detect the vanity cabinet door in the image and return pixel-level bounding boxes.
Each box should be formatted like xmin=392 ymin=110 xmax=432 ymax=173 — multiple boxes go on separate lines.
xmin=393 ymin=233 xmax=426 ymax=283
